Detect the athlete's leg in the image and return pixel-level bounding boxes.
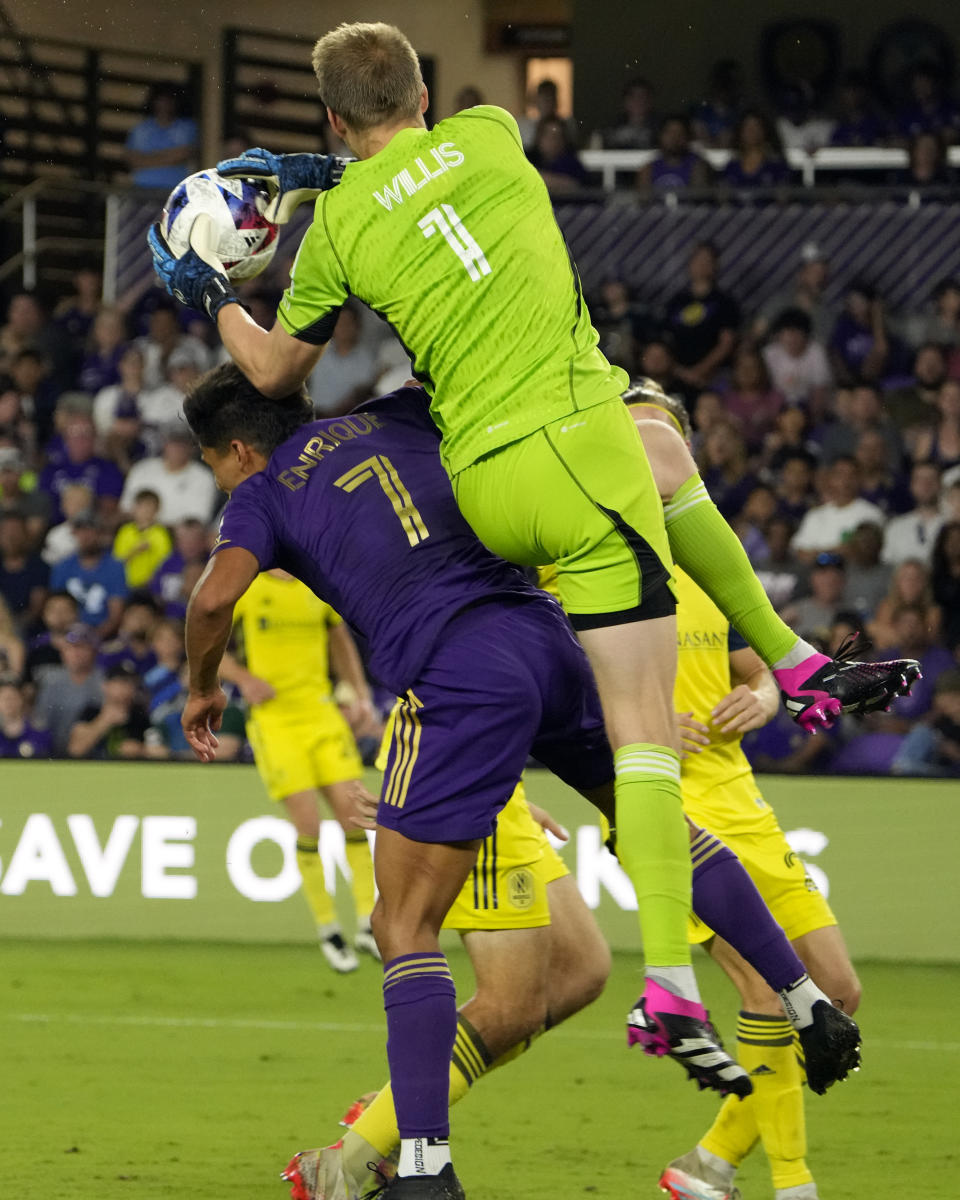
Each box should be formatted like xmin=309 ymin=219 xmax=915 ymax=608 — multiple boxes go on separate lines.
xmin=576 ymin=615 xmax=694 ymax=981
xmin=322 ymin=779 xmax=378 ymax=951
xmin=283 ymin=789 xmax=332 ymax=926
xmin=283 ymin=789 xmax=360 ymax=974
xmin=681 ymin=937 xmax=813 ymax=1200
xmin=636 ymin=416 xmax=920 ymax=729
xmin=665 ymin=925 xmax=862 ymax=1200
xmin=453 ymin=404 xmax=745 ymax=1095
xmin=371 ymin=827 xmax=478 ymax=1182
xmin=791 ymin=926 xmax=861 ymax=1015
xmin=343 ymin=874 xmax=610 ymax=1185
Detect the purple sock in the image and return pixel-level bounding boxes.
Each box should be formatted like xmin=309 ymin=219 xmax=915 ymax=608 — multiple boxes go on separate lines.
xmin=690 ymin=829 xmax=806 ymax=992
xmin=383 ymin=952 xmax=457 ymax=1139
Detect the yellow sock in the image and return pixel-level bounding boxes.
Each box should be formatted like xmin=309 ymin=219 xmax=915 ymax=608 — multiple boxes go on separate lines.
xmin=346 ymin=1015 xmax=493 ymax=1162
xmin=702 ymin=1011 xmax=813 ymax=1191
xmin=296 ymin=836 xmax=335 ymax=928
xmin=344 ymin=830 xmax=375 ymax=921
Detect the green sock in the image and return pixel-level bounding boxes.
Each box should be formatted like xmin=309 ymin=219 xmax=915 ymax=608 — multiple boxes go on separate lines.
xmin=613 ymin=744 xmax=691 ymax=966
xmin=664 ymin=475 xmax=799 ymax=667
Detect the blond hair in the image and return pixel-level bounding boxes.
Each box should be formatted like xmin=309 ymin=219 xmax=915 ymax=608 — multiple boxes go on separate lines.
xmin=312 ymin=22 xmax=423 ymax=131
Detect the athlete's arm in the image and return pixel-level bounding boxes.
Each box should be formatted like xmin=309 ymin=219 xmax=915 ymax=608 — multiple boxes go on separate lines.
xmin=216 ymin=305 xmax=324 ymax=398
xmin=183 ymin=546 xmax=260 ymax=761
xmin=219 ymin=649 xmax=277 ymax=705
xmin=712 ymin=646 xmax=780 ymax=735
xmin=328 ymin=620 xmax=378 ymax=736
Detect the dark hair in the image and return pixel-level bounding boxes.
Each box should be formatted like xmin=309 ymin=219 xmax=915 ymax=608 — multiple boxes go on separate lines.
xmin=125 ymin=590 xmax=160 ymax=613
xmin=133 ymin=489 xmax=161 ymax=506
xmin=934 ymin=667 xmax=960 ymax=695
xmin=183 ymin=362 xmax=313 ymax=455
xmin=772 ymin=307 xmax=812 ymax=336
xmin=622 ymin=378 xmax=692 ymax=440
xmin=931 ymin=520 xmax=960 ymax=578
xmin=46 ymin=589 xmax=79 ymax=608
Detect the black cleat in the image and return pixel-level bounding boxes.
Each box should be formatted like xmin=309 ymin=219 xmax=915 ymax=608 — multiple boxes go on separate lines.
xmin=774 ymin=633 xmax=922 ymax=731
xmin=799 ymin=1000 xmax=862 ymax=1095
xmin=364 ymin=1164 xmax=465 ymax=1200
xmin=628 ymin=983 xmax=752 ymax=1099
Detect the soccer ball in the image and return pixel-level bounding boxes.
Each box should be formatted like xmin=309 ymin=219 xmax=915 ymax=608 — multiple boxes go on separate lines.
xmin=161 ymin=169 xmax=279 ymax=282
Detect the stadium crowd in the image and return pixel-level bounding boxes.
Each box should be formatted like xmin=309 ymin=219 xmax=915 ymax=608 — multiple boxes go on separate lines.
xmin=3 ymin=220 xmax=960 ymax=776
xmin=498 ymin=58 xmax=960 ymax=196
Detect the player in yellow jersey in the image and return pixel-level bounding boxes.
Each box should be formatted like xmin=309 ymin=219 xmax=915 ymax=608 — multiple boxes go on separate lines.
xmin=221 ymin=569 xmax=380 ymax=973
xmin=632 ymin=389 xmax=861 ymax=1200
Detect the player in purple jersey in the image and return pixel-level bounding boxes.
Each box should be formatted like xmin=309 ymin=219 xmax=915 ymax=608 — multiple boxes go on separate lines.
xmin=181 ymin=365 xmax=859 ymax=1199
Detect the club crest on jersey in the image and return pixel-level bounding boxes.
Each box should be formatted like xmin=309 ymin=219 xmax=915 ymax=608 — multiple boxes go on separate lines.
xmin=507 ymin=867 xmax=535 ymax=910
xmin=372 ymin=142 xmax=466 ymax=211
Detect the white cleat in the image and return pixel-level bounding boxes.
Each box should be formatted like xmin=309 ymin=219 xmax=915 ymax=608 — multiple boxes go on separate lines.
xmin=659 ymin=1149 xmax=740 ymax=1200
xmin=320 ymin=931 xmax=359 ymax=974
xmin=354 ymin=923 xmax=381 ymax=962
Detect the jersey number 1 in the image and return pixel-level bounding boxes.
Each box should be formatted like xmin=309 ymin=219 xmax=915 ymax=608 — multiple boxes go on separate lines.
xmin=418 ymin=204 xmax=491 ymax=282
xmin=335 ymin=455 xmax=430 ymax=547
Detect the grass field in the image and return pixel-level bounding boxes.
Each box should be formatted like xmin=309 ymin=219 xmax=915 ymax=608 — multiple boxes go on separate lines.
xmin=1 ymin=940 xmax=955 ymax=1199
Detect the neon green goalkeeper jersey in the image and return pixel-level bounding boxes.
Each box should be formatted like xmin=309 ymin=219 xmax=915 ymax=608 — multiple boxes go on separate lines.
xmin=278 ymin=105 xmax=627 ymax=475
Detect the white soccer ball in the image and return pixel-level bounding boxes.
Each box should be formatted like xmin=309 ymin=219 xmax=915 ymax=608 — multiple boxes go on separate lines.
xmin=161 ymin=168 xmax=280 ymax=282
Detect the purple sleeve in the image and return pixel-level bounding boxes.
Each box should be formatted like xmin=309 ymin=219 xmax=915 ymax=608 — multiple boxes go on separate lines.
xmin=211 ymin=479 xmax=278 ymax=569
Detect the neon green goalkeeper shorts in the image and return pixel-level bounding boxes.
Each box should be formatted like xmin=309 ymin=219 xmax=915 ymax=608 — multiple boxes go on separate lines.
xmin=452 ymin=397 xmax=675 ymax=628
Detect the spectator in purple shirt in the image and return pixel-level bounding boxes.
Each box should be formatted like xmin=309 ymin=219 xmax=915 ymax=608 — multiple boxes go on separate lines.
xmin=23 ymin=589 xmax=79 ymax=692
xmin=150 ymin=517 xmax=210 ymax=620
xmin=894 ymin=63 xmax=960 ymax=145
xmin=38 ymin=414 xmax=124 ymax=524
xmin=721 ymin=111 xmax=791 ymax=189
xmin=527 ymin=117 xmax=588 ymax=194
xmin=830 ymin=70 xmax=888 ymax=147
xmin=699 ymin=419 xmax=759 ymax=520
xmin=0 ymin=675 xmax=53 ymax=759
xmin=829 ymin=282 xmax=891 ymax=386
xmin=636 ymin=115 xmax=710 ymax=193
xmin=97 ymin=592 xmax=160 ymax=678
xmin=77 ymin=307 xmax=129 ymax=395
xmin=49 ymin=514 xmax=127 ymax=637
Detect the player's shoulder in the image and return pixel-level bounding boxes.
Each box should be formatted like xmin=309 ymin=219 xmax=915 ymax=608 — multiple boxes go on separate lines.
xmin=440 ymin=104 xmax=523 ymax=148
xmin=353 ymin=387 xmax=440 ymax=437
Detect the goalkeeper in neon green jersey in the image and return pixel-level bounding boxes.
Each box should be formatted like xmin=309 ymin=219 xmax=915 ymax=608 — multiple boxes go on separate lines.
xmin=147 ymin=21 xmax=917 ymax=1196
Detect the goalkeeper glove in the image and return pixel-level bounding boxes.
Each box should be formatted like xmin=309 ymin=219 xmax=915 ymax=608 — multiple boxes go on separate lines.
xmin=147 ymin=213 xmax=240 ymax=322
xmin=215 ymin=148 xmax=346 ymax=224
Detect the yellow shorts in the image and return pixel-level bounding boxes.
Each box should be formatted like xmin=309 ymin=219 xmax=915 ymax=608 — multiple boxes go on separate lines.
xmin=247 ymin=699 xmax=362 ymax=803
xmin=376 ymin=709 xmax=568 ymax=931
xmin=684 ymin=776 xmax=836 ymax=945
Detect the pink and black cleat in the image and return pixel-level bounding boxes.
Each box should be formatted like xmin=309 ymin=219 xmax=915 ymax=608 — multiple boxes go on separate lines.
xmin=773 ymin=634 xmax=921 ymax=732
xmin=627 ymin=981 xmax=752 ymax=1098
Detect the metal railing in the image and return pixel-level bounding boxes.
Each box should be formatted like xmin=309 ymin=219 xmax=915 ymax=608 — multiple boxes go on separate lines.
xmin=580 ymin=144 xmax=960 ymax=190
xmin=2 ymin=162 xmax=959 ymax=311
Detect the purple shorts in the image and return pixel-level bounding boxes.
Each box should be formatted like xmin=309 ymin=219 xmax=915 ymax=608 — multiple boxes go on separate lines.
xmin=378 ymin=595 xmax=614 ymax=843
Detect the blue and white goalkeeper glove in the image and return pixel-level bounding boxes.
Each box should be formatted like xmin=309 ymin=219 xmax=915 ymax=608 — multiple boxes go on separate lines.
xmin=147 ymin=213 xmax=240 ymax=322
xmin=215 ymin=148 xmax=346 ymax=224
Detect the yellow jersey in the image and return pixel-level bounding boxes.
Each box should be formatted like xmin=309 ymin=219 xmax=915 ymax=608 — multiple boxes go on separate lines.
xmin=233 ymin=573 xmax=342 ymax=717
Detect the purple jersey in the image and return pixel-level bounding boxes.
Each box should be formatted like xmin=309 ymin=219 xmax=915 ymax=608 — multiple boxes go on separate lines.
xmin=214 ymin=388 xmax=544 ymax=695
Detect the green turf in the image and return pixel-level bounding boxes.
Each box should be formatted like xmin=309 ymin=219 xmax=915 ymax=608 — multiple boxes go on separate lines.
xmin=0 ymin=941 xmax=955 ymax=1198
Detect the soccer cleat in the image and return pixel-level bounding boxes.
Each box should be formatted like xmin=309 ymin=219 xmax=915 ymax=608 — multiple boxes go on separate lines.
xmin=354 ymin=923 xmax=382 ymax=962
xmin=627 ymin=981 xmax=752 ymax=1098
xmin=282 ymin=1146 xmax=348 ymax=1200
xmin=659 ymin=1149 xmax=740 ymax=1200
xmin=362 ymin=1164 xmax=464 ymax=1199
xmin=797 ymin=1000 xmax=861 ymax=1095
xmin=321 ymin=931 xmax=359 ymax=974
xmin=774 ymin=634 xmax=922 ymax=731
xmin=775 ymin=1185 xmax=820 ymax=1200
